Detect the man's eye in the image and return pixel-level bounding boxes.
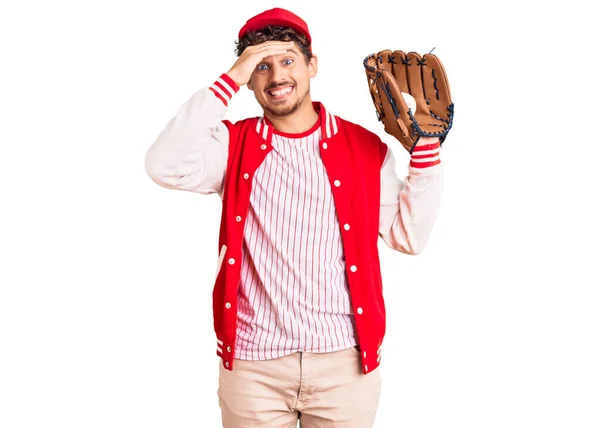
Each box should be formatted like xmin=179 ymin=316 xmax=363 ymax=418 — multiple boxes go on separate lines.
xmin=283 ymin=59 xmax=293 ymax=65
xmin=257 ymin=64 xmax=268 ymax=71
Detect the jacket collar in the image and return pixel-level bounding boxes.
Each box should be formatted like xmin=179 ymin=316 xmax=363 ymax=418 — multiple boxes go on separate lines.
xmin=254 ymin=102 xmax=339 ymax=144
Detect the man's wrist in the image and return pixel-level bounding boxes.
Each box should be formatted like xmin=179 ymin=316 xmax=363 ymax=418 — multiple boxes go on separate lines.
xmin=410 ymin=138 xmax=441 ymax=169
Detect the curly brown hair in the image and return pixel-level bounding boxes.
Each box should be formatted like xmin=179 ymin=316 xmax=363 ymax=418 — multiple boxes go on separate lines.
xmin=235 ymin=26 xmax=312 ymax=63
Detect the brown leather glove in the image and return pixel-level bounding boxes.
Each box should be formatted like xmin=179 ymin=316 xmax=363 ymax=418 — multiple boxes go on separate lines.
xmin=363 ymin=50 xmax=454 ymax=153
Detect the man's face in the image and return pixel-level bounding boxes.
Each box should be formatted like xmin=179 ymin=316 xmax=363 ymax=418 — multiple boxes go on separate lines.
xmin=247 ymin=44 xmax=318 ymax=118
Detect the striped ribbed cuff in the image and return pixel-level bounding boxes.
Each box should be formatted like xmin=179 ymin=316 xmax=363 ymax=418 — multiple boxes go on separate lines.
xmin=209 ymin=74 xmax=239 ymax=107
xmin=409 ymin=139 xmax=441 ymax=169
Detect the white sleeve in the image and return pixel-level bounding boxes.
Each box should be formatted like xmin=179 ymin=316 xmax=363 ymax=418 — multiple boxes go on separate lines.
xmin=144 ymin=74 xmax=239 ymax=197
xmin=378 ymin=138 xmax=444 ymax=254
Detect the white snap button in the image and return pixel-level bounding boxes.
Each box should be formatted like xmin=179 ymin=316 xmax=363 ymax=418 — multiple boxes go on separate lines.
xmin=227 ymin=346 xmax=231 ymax=352
xmin=365 ymin=364 xmax=368 ymax=371
xmin=236 ymin=216 xmax=242 ymax=222
xmin=225 ymin=361 xmax=229 ymax=367
xmin=244 ymin=173 xmax=249 ymax=179
xmin=334 ymin=180 xmax=341 ymax=187
xmin=225 ymin=302 xmax=231 ymax=309
xmin=323 ymin=143 xmax=328 ymax=149
xmin=344 ymin=224 xmax=350 ymax=230
xmin=228 ymin=258 xmax=235 ymax=265
xmin=350 ymin=265 xmax=357 ymax=272
xmin=364 ymin=351 xmax=367 ymax=358
xmin=261 ymin=144 xmax=267 ymax=150
xmin=357 ymin=307 xmax=363 ymax=315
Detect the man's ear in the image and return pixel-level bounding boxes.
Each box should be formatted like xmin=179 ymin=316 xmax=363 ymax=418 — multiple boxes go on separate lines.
xmin=247 ymin=80 xmax=253 ymax=90
xmin=308 ymin=54 xmax=318 ymax=78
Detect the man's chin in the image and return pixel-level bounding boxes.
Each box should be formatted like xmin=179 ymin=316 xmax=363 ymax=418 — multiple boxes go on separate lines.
xmin=257 ymin=88 xmax=310 ymax=118
xmin=263 ymin=100 xmax=302 ymax=118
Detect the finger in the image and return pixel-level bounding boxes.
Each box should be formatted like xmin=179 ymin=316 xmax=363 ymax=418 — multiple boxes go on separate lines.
xmin=422 ymin=54 xmax=452 ymax=107
xmin=390 ymin=50 xmax=409 ymax=94
xmin=364 ymin=54 xmax=384 ymax=117
xmin=405 ymin=52 xmax=429 ymax=114
xmin=363 ymin=55 xmax=378 ymax=96
xmin=364 ymin=53 xmax=378 ymax=77
xmin=376 ymin=50 xmax=393 ymax=73
xmin=252 ymin=44 xmax=296 ymax=58
xmin=252 ymin=40 xmax=295 ymax=45
xmin=257 ymin=47 xmax=295 ymax=55
xmin=255 ymin=49 xmax=296 ymax=62
xmin=249 ymin=41 xmax=295 ymax=52
xmin=379 ymin=70 xmax=414 ymax=150
xmin=380 ymin=69 xmax=409 ymax=118
xmin=378 ymin=71 xmax=405 ymax=127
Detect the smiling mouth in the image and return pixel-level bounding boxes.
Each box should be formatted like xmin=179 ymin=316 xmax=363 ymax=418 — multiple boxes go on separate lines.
xmin=267 ymin=86 xmax=294 ymax=100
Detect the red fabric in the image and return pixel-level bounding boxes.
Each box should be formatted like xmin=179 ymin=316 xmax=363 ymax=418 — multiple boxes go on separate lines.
xmin=208 ymin=87 xmax=227 ymax=106
xmin=238 ymin=7 xmax=311 ymax=44
xmin=412 ymin=142 xmax=440 ymax=152
xmin=410 ymin=158 xmax=441 ymax=168
xmin=219 ymin=73 xmax=239 ymax=92
xmin=410 ymin=140 xmax=441 ymax=168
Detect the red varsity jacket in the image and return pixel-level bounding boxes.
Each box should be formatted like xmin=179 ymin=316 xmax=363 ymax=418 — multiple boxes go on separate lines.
xmin=213 ymin=101 xmax=388 ymax=375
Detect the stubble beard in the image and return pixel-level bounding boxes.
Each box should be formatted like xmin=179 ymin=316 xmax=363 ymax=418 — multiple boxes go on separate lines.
xmin=258 ymin=85 xmax=310 ymax=118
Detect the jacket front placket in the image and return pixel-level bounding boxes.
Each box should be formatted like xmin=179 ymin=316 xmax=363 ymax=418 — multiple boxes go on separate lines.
xmin=218 ymin=118 xmax=275 ymax=370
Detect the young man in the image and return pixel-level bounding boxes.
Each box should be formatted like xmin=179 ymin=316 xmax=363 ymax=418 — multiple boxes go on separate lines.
xmin=145 ymin=7 xmax=443 ymax=428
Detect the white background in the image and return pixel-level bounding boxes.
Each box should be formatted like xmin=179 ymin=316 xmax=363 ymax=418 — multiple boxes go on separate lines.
xmin=1 ymin=0 xmax=599 ymax=427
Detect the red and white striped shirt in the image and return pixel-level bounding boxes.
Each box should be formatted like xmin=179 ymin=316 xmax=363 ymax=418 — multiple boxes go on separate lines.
xmin=235 ymin=119 xmax=358 ymax=360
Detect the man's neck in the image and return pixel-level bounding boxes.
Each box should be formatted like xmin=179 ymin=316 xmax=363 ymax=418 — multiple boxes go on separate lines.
xmin=264 ymin=99 xmax=319 ymax=135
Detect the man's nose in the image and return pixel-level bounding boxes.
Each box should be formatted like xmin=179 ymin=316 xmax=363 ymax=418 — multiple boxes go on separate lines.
xmin=269 ymin=64 xmax=287 ymax=84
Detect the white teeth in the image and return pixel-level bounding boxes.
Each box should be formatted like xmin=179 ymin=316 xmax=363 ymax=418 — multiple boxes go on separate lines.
xmin=269 ymin=87 xmax=292 ymax=96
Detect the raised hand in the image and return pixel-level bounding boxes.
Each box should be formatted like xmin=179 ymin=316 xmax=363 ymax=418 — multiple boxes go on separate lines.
xmin=226 ymin=41 xmax=296 ymax=87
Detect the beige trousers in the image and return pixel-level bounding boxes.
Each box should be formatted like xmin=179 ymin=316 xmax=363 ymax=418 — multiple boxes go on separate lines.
xmin=217 ymin=345 xmax=382 ymax=427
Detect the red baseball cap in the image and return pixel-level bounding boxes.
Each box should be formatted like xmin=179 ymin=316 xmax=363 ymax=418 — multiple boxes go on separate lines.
xmin=238 ymin=7 xmax=311 ymax=45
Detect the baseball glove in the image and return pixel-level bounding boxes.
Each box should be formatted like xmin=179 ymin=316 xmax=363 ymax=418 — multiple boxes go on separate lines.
xmin=363 ymin=49 xmax=454 ymax=153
